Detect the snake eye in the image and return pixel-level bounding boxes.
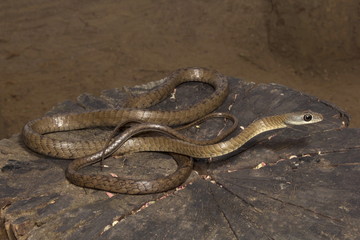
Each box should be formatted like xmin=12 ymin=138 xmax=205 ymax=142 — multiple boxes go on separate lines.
xmin=303 ymin=114 xmax=313 ymax=122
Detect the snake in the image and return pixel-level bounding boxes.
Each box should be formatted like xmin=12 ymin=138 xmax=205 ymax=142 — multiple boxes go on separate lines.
xmin=22 ymin=67 xmax=324 ymax=194
xmin=22 ymin=67 xmax=228 ymax=159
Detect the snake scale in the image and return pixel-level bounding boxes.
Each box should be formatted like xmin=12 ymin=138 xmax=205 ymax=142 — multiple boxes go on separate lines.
xmin=22 ymin=67 xmax=323 ymax=194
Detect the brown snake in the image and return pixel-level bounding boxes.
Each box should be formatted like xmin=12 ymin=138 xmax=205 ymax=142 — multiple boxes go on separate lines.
xmin=22 ymin=67 xmax=324 ymax=194
xmin=23 ymin=67 xmax=228 ymax=159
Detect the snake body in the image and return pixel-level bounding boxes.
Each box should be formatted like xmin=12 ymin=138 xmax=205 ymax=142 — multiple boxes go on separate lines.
xmin=22 ymin=68 xmax=228 ymax=159
xmin=65 ymin=111 xmax=323 ymax=194
xmin=22 ymin=67 xmax=324 ymax=194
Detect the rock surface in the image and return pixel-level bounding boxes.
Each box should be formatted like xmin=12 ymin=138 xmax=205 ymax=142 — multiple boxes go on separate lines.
xmin=1 ymin=76 xmax=359 ymax=240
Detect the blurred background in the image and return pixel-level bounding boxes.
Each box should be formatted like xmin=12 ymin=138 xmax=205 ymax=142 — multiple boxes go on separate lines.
xmin=0 ymin=0 xmax=359 ymax=139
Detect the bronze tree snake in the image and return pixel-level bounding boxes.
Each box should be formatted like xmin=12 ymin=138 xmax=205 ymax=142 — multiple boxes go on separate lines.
xmin=22 ymin=67 xmax=323 ymax=194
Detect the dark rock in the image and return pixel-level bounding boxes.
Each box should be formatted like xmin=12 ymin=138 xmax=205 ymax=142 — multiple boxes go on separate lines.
xmin=1 ymin=75 xmax=359 ymax=239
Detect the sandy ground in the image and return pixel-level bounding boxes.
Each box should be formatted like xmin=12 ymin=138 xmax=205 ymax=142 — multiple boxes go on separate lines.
xmin=0 ymin=1 xmax=359 ymax=139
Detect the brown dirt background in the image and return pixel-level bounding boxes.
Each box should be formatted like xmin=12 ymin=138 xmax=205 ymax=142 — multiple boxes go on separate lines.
xmin=0 ymin=1 xmax=359 ymax=139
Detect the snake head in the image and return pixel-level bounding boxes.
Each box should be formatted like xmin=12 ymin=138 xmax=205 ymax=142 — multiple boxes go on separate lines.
xmin=284 ymin=111 xmax=323 ymax=126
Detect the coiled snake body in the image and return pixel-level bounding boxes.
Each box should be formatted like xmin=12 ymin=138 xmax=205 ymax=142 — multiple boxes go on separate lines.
xmin=22 ymin=67 xmax=323 ymax=194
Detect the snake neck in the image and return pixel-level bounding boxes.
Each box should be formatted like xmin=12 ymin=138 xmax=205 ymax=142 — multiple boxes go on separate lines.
xmin=206 ymin=115 xmax=289 ymax=158
xmin=254 ymin=115 xmax=288 ymax=133
xmin=237 ymin=114 xmax=288 ymax=140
